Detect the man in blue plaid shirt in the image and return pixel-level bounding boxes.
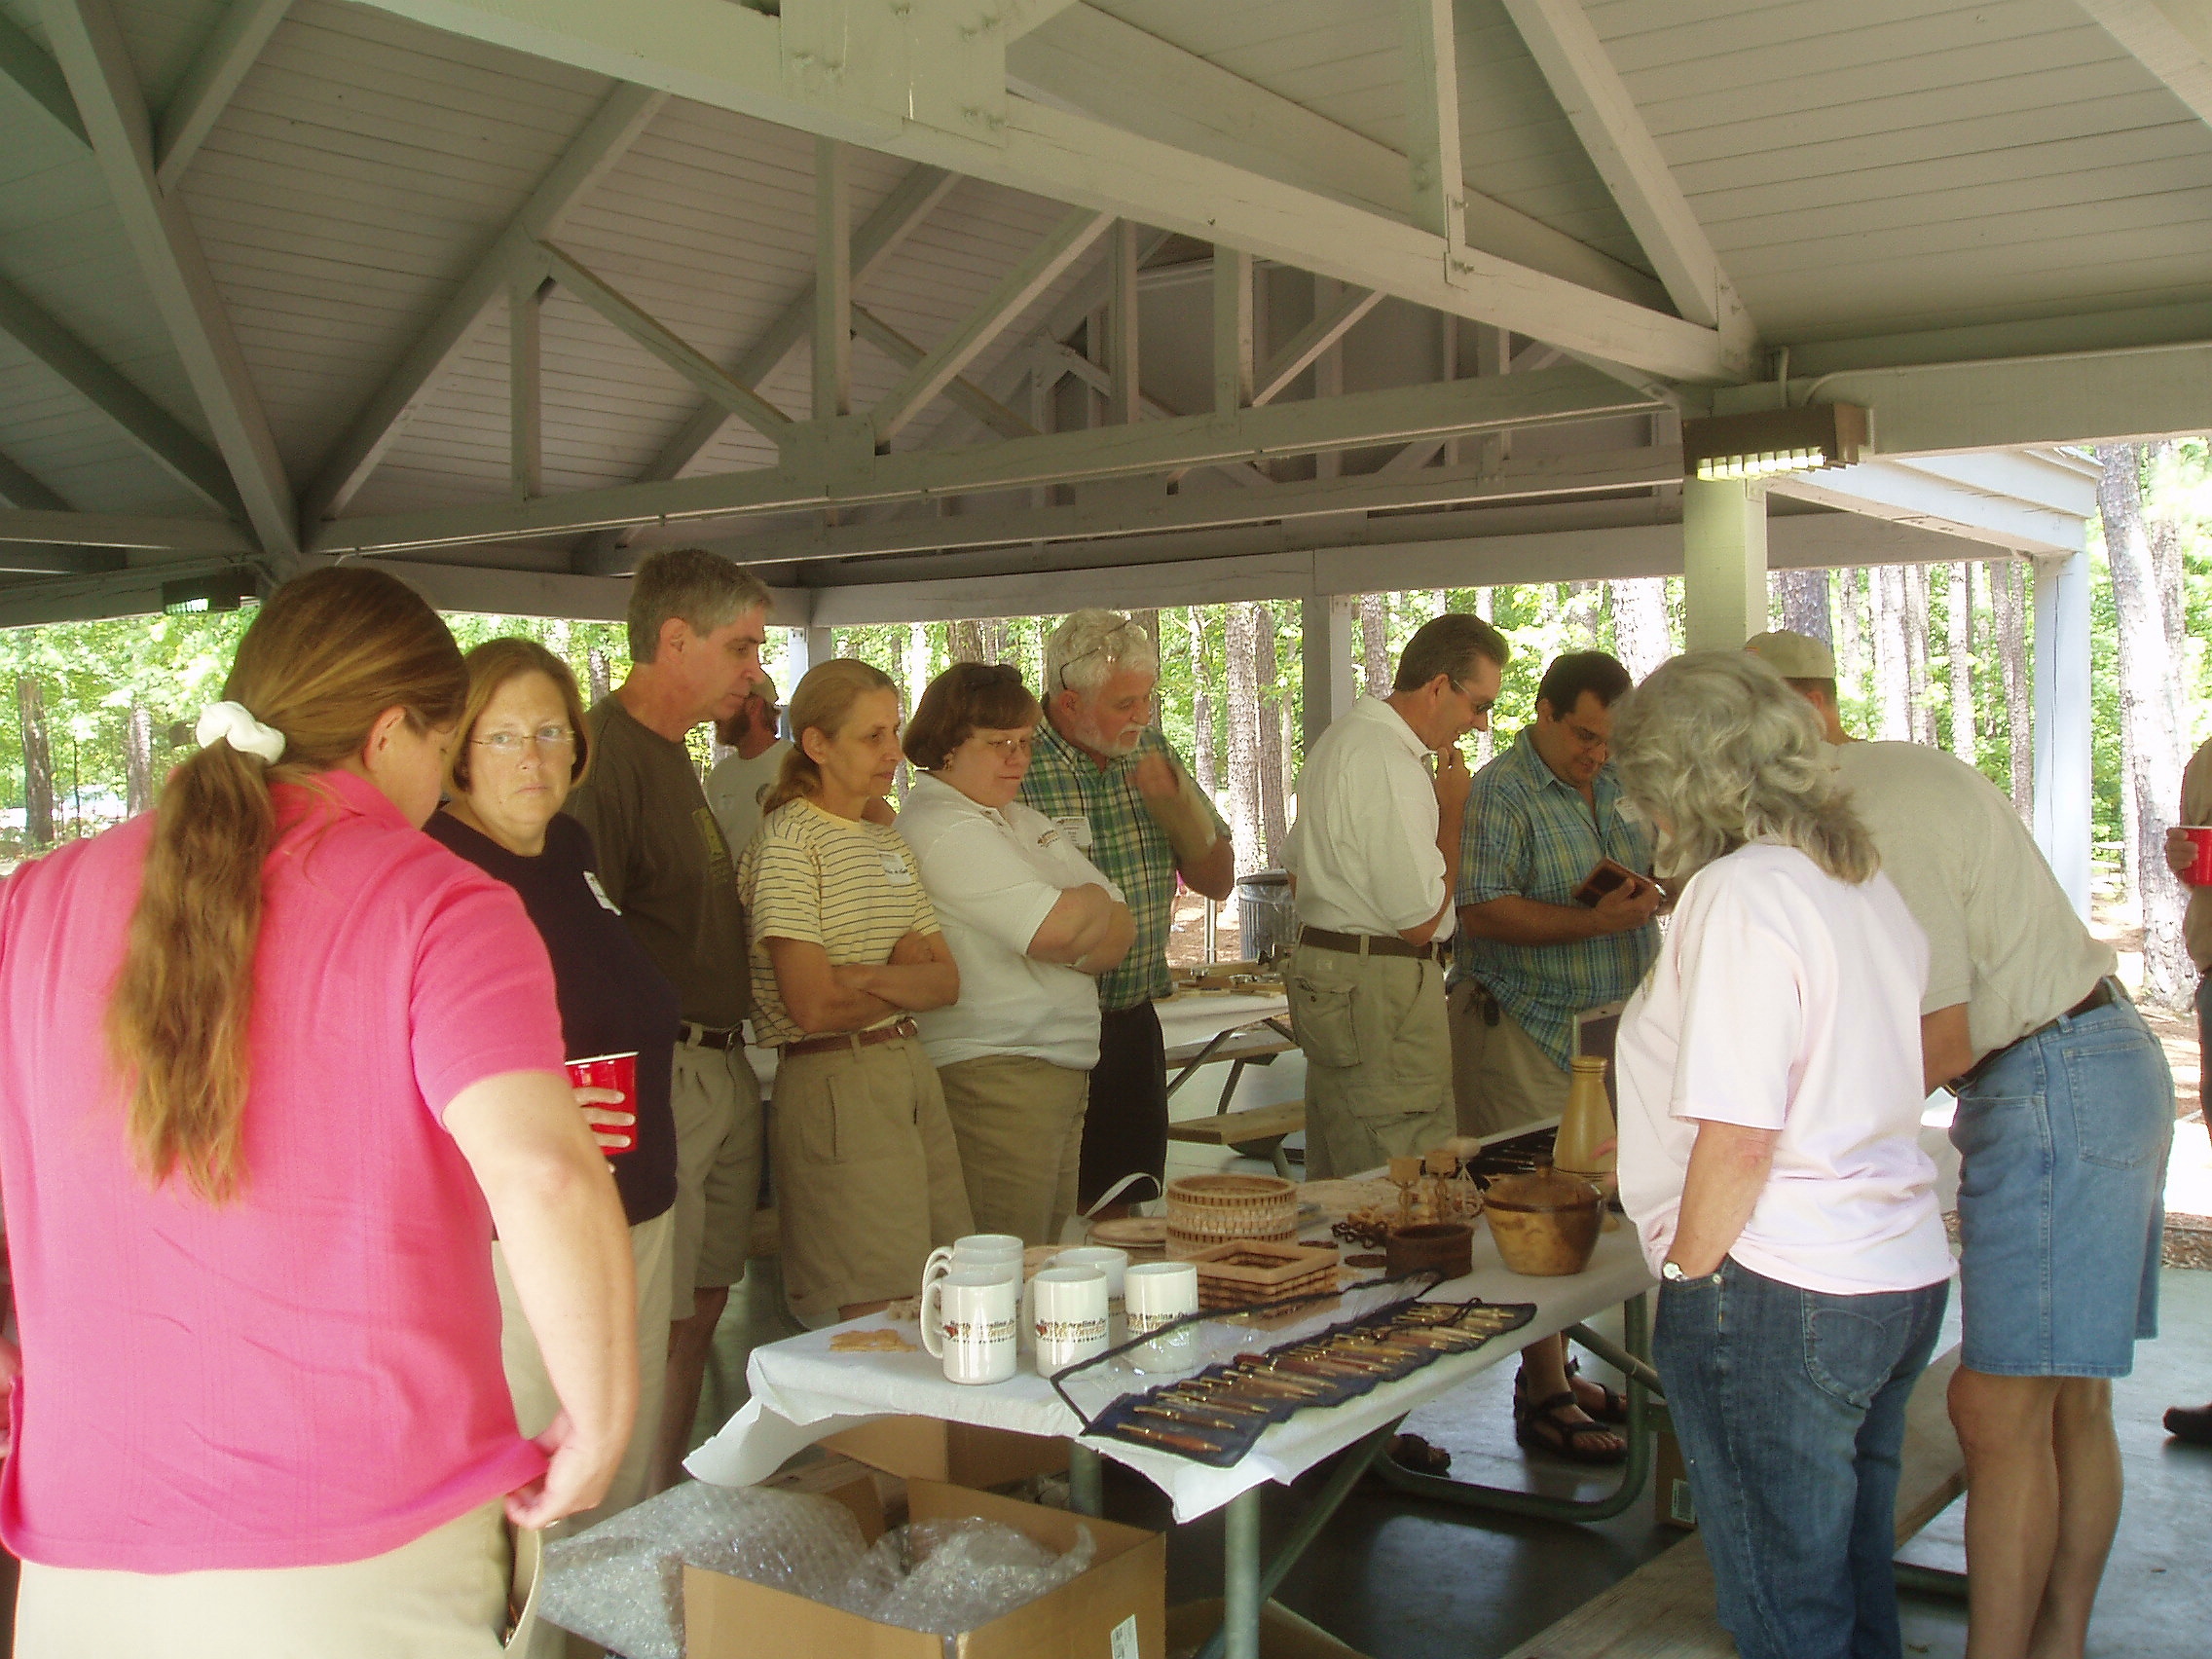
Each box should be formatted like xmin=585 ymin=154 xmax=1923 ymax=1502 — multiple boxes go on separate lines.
xmin=1452 ymin=648 xmax=1661 ymax=1464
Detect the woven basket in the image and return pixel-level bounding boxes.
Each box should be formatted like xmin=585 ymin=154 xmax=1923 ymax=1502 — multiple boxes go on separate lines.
xmin=1164 ymin=1173 xmax=1299 ymax=1259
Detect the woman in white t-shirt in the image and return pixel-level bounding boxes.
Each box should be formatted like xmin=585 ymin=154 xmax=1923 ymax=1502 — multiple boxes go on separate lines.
xmin=900 ymin=664 xmax=1135 ymax=1243
xmin=1609 ymin=651 xmax=1951 ymax=1659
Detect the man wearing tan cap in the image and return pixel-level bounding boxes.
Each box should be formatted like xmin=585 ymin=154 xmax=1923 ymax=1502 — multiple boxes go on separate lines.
xmin=1753 ymin=627 xmax=2172 ymax=1658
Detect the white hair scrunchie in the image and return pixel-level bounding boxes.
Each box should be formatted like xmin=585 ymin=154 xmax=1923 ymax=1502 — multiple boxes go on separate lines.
xmin=196 ymin=701 xmax=286 ymax=765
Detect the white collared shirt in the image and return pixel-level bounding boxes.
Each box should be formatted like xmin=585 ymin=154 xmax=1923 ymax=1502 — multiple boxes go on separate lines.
xmin=899 ymin=773 xmax=1125 ymax=1071
xmin=1283 ymin=695 xmax=1453 ymax=942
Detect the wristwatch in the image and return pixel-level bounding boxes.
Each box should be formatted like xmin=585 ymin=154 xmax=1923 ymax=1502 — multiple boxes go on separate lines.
xmin=1660 ymin=1260 xmax=1701 ymax=1283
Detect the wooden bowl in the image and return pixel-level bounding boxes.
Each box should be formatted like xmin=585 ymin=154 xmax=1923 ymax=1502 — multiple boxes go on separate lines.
xmin=1384 ymin=1221 xmax=1475 ymax=1280
xmin=1484 ymin=1166 xmax=1602 ymax=1276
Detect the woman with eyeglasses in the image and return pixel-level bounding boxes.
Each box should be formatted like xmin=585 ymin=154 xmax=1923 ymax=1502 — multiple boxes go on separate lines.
xmin=738 ymin=659 xmax=971 ymax=1324
xmin=900 ymin=664 xmax=1136 ymax=1244
xmin=427 ymin=638 xmax=681 ymax=1536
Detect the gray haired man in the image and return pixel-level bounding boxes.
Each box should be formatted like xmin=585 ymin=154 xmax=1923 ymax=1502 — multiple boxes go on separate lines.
xmin=1019 ymin=609 xmax=1234 ymax=1211
xmin=565 ymin=547 xmax=769 ymax=1490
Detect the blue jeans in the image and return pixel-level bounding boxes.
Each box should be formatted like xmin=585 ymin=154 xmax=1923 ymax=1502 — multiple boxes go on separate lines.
xmin=1654 ymin=1259 xmax=1950 ymax=1659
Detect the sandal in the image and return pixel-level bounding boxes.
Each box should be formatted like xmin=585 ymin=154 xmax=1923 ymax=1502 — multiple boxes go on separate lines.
xmin=1514 ymin=1386 xmax=1628 ymax=1466
xmin=1565 ymin=1355 xmax=1630 ymax=1425
xmin=2165 ymin=1404 xmax=2212 ymax=1446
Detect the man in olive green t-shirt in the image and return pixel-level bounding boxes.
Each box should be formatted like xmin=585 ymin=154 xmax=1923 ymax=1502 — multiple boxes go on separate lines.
xmin=565 ymin=548 xmax=769 ymax=1493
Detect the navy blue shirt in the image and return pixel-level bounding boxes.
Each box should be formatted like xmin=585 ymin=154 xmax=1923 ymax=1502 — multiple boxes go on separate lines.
xmin=427 ymin=809 xmax=680 ymax=1226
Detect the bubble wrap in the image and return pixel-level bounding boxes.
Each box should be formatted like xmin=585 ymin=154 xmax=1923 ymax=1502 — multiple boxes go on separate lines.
xmin=538 ymin=1481 xmax=868 ymax=1659
xmin=838 ymin=1518 xmax=1097 ymax=1636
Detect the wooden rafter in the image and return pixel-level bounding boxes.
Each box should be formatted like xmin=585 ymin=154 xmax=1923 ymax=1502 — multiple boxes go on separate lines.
xmin=0 ymin=507 xmax=255 ymax=552
xmin=0 ymin=10 xmax=86 ymax=143
xmin=301 ymin=81 xmax=665 ymax=528
xmin=2076 ymin=0 xmax=2212 ymax=129
xmin=813 ymin=136 xmax=852 ymax=422
xmin=1253 ymin=287 xmax=1386 ymax=408
xmin=1399 ymin=0 xmax=1465 ymax=264
xmin=850 ymin=307 xmax=1034 ymax=439
xmin=155 ymin=0 xmax=293 ymax=193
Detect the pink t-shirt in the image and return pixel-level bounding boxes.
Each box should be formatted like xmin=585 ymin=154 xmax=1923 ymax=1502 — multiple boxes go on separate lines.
xmin=0 ymin=769 xmax=565 ymax=1570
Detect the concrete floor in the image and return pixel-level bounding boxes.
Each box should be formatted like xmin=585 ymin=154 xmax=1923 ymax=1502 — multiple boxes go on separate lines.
xmin=695 ymin=1046 xmax=2212 ymax=1659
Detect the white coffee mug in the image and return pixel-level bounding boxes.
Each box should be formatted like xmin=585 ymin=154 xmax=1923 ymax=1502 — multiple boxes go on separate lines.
xmin=920 ymin=1270 xmax=1018 ymax=1385
xmin=1124 ymin=1260 xmax=1199 ymax=1373
xmin=921 ymin=1234 xmax=1024 ymax=1292
xmin=1023 ymin=1266 xmax=1109 ymax=1375
xmin=1051 ymin=1245 xmax=1128 ymax=1309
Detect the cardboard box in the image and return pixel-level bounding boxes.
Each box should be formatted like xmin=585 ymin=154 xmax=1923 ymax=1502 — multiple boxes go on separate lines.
xmin=684 ymin=1477 xmax=1165 ymax=1659
xmin=1654 ymin=1428 xmax=1696 ymax=1530
xmin=761 ymin=1452 xmax=892 ymax=1538
xmin=823 ymin=1416 xmax=1069 ymax=1489
xmin=1166 ymin=1600 xmax=1368 ymax=1659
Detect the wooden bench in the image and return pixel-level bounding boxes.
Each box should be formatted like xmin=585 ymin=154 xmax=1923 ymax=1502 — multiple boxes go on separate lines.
xmin=1166 ymin=1099 xmax=1308 ymax=1179
xmin=1499 ymin=1347 xmax=1967 ymax=1659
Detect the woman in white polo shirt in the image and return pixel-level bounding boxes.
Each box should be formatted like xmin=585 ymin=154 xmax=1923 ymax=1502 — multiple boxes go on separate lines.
xmin=1609 ymin=651 xmax=1951 ymax=1659
xmin=900 ymin=663 xmax=1136 ymax=1244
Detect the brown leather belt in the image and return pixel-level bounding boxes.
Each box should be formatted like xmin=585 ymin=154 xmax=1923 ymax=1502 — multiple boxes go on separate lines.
xmin=680 ymin=1021 xmax=742 ymax=1051
xmin=782 ymin=1016 xmax=920 ymax=1060
xmin=1949 ymin=978 xmax=2122 ymax=1095
xmin=1298 ymin=926 xmax=1448 ymax=964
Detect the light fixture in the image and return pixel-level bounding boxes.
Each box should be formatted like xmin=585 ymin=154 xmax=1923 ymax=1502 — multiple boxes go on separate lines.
xmin=1681 ymin=402 xmax=1867 ymax=483
xmin=162 ymin=571 xmax=260 ymax=614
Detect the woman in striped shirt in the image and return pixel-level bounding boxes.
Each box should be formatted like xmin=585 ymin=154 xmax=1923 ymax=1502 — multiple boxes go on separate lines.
xmin=736 ymin=659 xmax=973 ymax=1325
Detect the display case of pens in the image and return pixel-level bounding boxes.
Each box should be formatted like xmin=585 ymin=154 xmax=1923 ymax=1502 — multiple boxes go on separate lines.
xmin=1065 ymin=1297 xmax=1536 ymax=1467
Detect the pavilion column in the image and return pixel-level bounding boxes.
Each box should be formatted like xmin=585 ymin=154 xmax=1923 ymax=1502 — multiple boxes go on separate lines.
xmin=1679 ymin=477 xmax=1768 ymax=649
xmin=2031 ymin=551 xmax=2092 ymax=915
xmin=787 ymin=623 xmax=835 ymax=683
xmin=1301 ymin=593 xmax=1356 ymax=754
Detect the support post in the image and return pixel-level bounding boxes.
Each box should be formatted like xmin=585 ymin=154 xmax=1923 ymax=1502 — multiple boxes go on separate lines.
xmin=1221 ymin=1488 xmax=1262 ymax=1659
xmin=1680 ymin=477 xmax=1767 ymax=649
xmin=1301 ymin=593 xmax=1355 ymax=754
xmin=508 ymin=268 xmax=541 ymax=501
xmin=2032 ymin=551 xmax=2092 ymax=915
xmin=1108 ymin=219 xmax=1140 ymax=426
xmin=787 ymin=624 xmax=835 ymax=682
xmin=1212 ymin=248 xmax=1252 ymax=418
xmin=813 ymin=136 xmax=851 ymax=422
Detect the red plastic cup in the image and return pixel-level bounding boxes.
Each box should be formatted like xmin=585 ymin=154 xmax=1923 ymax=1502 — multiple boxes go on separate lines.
xmin=2183 ymin=828 xmax=2212 ymax=888
xmin=565 ymin=1051 xmax=639 ymax=1155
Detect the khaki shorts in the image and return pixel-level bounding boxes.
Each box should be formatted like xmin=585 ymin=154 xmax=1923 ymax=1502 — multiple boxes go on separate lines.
xmin=772 ymin=1037 xmax=974 ymax=1325
xmin=937 ymin=1053 xmax=1089 ymax=1245
xmin=493 ymin=1205 xmax=675 ymax=1532
xmin=670 ymin=1040 xmax=763 ymax=1296
xmin=1288 ymin=943 xmax=1456 ymax=1180
xmin=17 ymin=1500 xmax=508 ymax=1659
xmin=1447 ymin=980 xmax=1570 ymax=1138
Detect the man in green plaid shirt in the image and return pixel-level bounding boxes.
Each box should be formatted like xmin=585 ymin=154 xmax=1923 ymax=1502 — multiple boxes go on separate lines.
xmin=1021 ymin=610 xmax=1234 ymax=1209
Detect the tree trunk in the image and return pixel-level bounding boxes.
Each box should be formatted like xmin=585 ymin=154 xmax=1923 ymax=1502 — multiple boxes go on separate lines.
xmin=1224 ymin=604 xmax=1263 ymax=876
xmin=586 ymin=647 xmax=611 ymax=705
xmin=1774 ymin=568 xmax=1832 ymax=644
xmin=1945 ymin=563 xmax=1976 ymax=766
xmin=125 ymin=705 xmax=156 ymax=817
xmin=1833 ymin=568 xmax=1865 ymax=710
xmin=2097 ymin=443 xmax=2192 ymax=1009
xmin=1188 ymin=609 xmax=1216 ymax=796
xmin=947 ymin=619 xmax=984 ymax=662
xmin=16 ymin=676 xmax=55 ymax=849
xmin=1607 ymin=577 xmax=1673 ymax=682
xmin=1359 ymin=592 xmax=1390 ymax=696
xmin=1471 ymin=588 xmax=1495 ymax=768
xmin=1561 ymin=580 xmax=1603 ymax=650
xmin=1902 ymin=564 xmax=1936 ymax=746
xmin=1131 ymin=608 xmax=1163 ymax=728
xmin=1253 ymin=604 xmax=1288 ymax=866
xmin=1991 ymin=559 xmax=2033 ymax=820
xmin=1870 ymin=566 xmax=1910 ymax=740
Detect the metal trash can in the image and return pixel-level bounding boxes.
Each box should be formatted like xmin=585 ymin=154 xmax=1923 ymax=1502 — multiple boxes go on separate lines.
xmin=1234 ymin=869 xmax=1297 ymax=964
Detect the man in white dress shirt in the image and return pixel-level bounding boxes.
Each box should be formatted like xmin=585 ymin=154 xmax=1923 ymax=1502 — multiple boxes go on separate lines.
xmin=1284 ymin=613 xmax=1507 ymax=1178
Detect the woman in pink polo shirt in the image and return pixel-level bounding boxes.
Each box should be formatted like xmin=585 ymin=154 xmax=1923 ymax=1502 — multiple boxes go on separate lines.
xmin=0 ymin=569 xmax=637 ymax=1659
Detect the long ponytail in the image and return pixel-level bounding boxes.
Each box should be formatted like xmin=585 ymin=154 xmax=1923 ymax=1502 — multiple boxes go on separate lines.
xmin=106 ymin=568 xmax=467 ymax=1202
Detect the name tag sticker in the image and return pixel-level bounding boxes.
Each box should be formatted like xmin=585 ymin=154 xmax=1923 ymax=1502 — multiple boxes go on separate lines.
xmin=882 ymin=854 xmax=914 ymax=885
xmin=1054 ymin=814 xmax=1094 ymax=852
xmin=582 ymin=870 xmax=620 ymax=914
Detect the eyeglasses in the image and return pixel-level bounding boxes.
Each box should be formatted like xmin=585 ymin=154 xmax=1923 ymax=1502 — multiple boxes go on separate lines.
xmin=1449 ymin=679 xmax=1496 ymax=719
xmin=974 ymin=735 xmax=1035 ymax=761
xmin=473 ymin=724 xmax=575 ymax=756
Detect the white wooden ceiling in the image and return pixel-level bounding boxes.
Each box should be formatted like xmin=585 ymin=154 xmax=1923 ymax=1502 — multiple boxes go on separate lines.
xmin=0 ymin=0 xmax=2205 ymax=620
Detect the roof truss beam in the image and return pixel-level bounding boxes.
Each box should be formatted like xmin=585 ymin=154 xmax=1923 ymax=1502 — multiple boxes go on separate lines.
xmin=870 ymin=205 xmax=1110 ymax=442
xmin=538 ymin=241 xmax=792 ymax=438
xmin=344 ymin=0 xmax=1744 ymax=383
xmin=41 ymin=0 xmax=295 ymax=553
xmin=0 ymin=450 xmax=121 ymax=571
xmin=0 ymin=9 xmax=87 ymax=142
xmin=1497 ymin=0 xmax=1746 ymax=340
xmin=302 ymin=81 xmax=665 ymax=528
xmin=1399 ymin=0 xmax=1465 ymax=267
xmin=154 ymin=0 xmax=292 ymax=192
xmin=313 ymin=362 xmax=1659 ymax=555
xmin=850 ymin=306 xmax=1034 ymax=439
xmin=0 ymin=449 xmax=70 ymax=511
xmin=0 ymin=507 xmax=256 ymax=552
xmin=1253 ymin=286 xmax=1386 ymax=408
xmin=0 ymin=269 xmax=241 ymax=512
xmin=2077 ymin=1 xmax=2212 ymax=128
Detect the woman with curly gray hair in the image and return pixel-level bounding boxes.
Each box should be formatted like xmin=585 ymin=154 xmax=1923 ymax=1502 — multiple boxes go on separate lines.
xmin=1610 ymin=651 xmax=1951 ymax=1659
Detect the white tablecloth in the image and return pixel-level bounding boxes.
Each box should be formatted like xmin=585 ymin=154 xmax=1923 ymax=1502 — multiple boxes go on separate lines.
xmin=1155 ymin=992 xmax=1290 ymax=1059
xmin=686 ymin=1223 xmax=1655 ymax=1523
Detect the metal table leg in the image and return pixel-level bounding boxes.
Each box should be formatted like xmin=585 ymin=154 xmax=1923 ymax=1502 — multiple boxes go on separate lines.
xmin=1194 ymin=1419 xmax=1403 ymax=1659
xmin=1068 ymin=1443 xmax=1103 ymax=1518
xmin=1371 ymin=1294 xmax=1661 ymax=1524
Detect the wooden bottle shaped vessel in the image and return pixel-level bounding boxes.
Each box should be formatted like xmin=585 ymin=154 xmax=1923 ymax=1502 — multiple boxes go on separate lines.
xmin=1554 ymin=1055 xmax=1616 ymax=1188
